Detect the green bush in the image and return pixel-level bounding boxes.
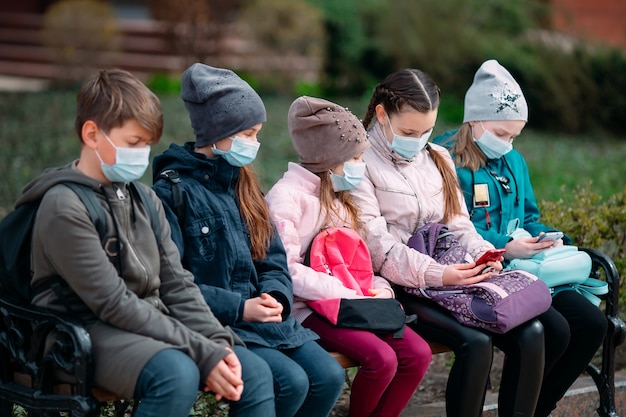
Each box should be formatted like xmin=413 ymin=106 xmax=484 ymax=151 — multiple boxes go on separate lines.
xmin=147 ymin=72 xmax=182 ymax=95
xmin=304 ymin=1 xmax=626 ymax=136
xmin=497 ymin=41 xmax=626 ymax=135
xmin=42 ymin=0 xmax=120 ymax=84
xmin=540 ymin=183 xmax=626 ymax=305
xmin=238 ymin=0 xmax=325 ymax=95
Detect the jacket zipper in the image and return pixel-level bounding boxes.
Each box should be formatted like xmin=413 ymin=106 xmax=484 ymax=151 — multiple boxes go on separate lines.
xmin=115 ymin=184 xmax=150 ymax=297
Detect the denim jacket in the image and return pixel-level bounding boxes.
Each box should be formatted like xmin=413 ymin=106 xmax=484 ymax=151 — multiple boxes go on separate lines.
xmin=152 ymin=142 xmax=317 ymax=348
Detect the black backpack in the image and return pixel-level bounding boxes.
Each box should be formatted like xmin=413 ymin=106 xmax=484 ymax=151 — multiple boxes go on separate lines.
xmin=0 ymin=181 xmax=160 ymax=305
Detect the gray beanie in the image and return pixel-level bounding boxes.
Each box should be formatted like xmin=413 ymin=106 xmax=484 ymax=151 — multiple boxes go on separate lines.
xmin=181 ymin=63 xmax=266 ymax=147
xmin=288 ymin=96 xmax=369 ymax=173
xmin=463 ymin=59 xmax=528 ymax=123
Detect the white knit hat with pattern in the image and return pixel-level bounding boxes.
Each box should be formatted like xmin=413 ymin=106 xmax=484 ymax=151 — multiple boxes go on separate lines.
xmin=463 ymin=59 xmax=528 ymax=123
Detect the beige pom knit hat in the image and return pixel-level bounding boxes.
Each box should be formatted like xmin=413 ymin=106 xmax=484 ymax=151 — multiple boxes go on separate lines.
xmin=288 ymin=96 xmax=369 ymax=173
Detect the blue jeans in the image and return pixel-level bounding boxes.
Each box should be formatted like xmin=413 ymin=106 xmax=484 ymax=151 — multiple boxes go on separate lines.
xmin=248 ymin=341 xmax=345 ymax=417
xmin=133 ymin=348 xmax=200 ymax=417
xmin=228 ymin=345 xmax=276 ymax=417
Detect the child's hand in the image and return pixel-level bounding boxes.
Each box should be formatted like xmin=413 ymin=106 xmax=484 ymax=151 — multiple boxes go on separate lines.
xmin=367 ymin=288 xmax=394 ymax=298
xmin=442 ymin=262 xmax=500 ymax=286
xmin=204 ymin=350 xmax=243 ymax=401
xmin=505 ymin=237 xmax=557 ymax=259
xmin=243 ymin=293 xmax=283 ymax=322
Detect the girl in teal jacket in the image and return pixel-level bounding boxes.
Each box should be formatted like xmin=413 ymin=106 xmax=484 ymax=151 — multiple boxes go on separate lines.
xmin=434 ymin=59 xmax=607 ymax=417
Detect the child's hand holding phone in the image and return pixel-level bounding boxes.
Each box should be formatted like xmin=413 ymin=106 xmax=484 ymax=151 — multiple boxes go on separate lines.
xmin=475 ymin=249 xmax=506 ymax=274
xmin=536 ymin=231 xmax=564 ymax=242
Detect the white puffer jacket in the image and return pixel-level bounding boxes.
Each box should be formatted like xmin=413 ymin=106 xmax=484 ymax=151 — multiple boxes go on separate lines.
xmin=350 ymin=122 xmax=494 ymax=289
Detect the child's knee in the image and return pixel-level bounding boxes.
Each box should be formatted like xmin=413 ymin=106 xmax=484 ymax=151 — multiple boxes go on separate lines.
xmin=168 ymin=353 xmax=201 ymax=394
xmin=327 ymin=356 xmax=348 ymax=388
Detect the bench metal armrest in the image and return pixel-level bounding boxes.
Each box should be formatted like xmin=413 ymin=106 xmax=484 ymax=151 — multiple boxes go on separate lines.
xmin=579 ymin=247 xmax=626 ymax=417
xmin=0 ymin=295 xmax=100 ymax=417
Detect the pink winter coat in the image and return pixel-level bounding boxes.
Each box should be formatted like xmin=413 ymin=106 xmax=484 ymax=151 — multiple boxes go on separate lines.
xmin=265 ymin=162 xmax=392 ymax=323
xmin=349 ymin=123 xmax=494 ymax=289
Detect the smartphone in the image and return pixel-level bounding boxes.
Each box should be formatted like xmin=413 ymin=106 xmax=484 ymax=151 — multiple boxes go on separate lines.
xmin=537 ymin=231 xmax=564 ymax=242
xmin=475 ymin=249 xmax=507 ymax=265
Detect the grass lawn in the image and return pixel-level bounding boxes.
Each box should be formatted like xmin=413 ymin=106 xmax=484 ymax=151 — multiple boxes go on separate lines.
xmin=1 ymin=91 xmax=625 ymax=213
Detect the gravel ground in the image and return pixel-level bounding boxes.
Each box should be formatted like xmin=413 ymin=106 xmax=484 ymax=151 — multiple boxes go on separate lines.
xmin=330 ymin=341 xmax=626 ymax=417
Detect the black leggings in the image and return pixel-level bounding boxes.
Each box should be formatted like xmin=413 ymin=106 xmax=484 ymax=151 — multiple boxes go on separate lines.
xmin=534 ymin=290 xmax=608 ymax=417
xmin=397 ymin=290 xmax=549 ymax=417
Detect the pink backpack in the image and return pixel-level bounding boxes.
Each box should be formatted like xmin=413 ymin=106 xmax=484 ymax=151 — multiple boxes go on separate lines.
xmin=304 ymin=227 xmax=409 ymax=336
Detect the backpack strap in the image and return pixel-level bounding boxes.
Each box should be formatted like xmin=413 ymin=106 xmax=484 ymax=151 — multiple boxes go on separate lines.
xmin=157 ymin=169 xmax=185 ymax=229
xmin=32 ymin=183 xmax=163 ymax=307
xmin=157 ymin=169 xmax=184 ymax=217
xmin=33 ymin=182 xmax=108 ymax=311
xmin=129 ymin=182 xmax=161 ymax=245
xmin=64 ymin=182 xmax=106 ymax=242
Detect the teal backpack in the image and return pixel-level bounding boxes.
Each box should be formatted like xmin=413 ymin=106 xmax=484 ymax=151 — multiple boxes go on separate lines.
xmin=508 ymin=246 xmax=607 ymax=306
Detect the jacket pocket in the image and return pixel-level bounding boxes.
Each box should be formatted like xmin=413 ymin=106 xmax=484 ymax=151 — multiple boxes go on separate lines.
xmin=185 ymin=215 xmax=225 ymax=263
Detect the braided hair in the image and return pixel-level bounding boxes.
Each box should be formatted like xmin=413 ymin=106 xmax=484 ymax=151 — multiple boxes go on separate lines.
xmin=363 ymin=69 xmax=463 ymax=222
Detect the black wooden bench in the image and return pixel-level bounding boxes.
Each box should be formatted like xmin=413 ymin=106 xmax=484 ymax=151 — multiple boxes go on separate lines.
xmin=1 ymin=247 xmax=624 ymax=417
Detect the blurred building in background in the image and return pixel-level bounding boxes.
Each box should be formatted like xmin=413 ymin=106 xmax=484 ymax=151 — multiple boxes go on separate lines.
xmin=0 ymin=0 xmax=321 ymax=88
xmin=0 ymin=0 xmax=623 ymax=85
xmin=547 ymin=0 xmax=626 ymax=51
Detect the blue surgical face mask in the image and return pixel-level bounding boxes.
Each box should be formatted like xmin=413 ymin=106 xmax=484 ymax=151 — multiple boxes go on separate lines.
xmin=387 ymin=116 xmax=431 ymax=159
xmin=212 ymin=135 xmax=260 ymax=167
xmin=329 ymin=161 xmax=366 ymax=192
xmin=96 ymin=131 xmax=151 ymax=183
xmin=474 ymin=122 xmax=513 ymax=160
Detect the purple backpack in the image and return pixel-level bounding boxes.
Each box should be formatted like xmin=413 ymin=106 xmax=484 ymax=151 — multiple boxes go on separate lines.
xmin=405 ymin=223 xmax=552 ymax=334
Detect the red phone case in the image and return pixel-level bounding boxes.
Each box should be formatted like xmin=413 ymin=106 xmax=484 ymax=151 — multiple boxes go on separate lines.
xmin=476 ymin=249 xmax=506 ymax=265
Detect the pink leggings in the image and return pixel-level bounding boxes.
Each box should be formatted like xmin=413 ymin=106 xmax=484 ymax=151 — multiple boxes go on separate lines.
xmin=302 ymin=313 xmax=432 ymax=417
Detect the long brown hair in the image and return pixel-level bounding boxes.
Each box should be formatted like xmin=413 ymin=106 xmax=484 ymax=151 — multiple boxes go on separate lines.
xmin=447 ymin=123 xmax=488 ymax=171
xmin=236 ymin=164 xmax=273 ymax=260
xmin=318 ymin=172 xmax=363 ymax=232
xmin=363 ymin=69 xmax=463 ymax=222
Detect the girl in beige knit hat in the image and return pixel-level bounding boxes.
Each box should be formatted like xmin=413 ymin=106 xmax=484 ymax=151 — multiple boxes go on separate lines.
xmin=266 ymin=96 xmax=432 ymax=417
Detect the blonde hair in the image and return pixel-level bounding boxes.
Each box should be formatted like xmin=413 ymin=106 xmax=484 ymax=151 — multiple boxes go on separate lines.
xmin=236 ymin=164 xmax=274 ymax=260
xmin=318 ymin=172 xmax=363 ymax=232
xmin=75 ymin=69 xmax=163 ymax=143
xmin=447 ymin=123 xmax=488 ymax=171
xmin=363 ymin=68 xmax=462 ymax=222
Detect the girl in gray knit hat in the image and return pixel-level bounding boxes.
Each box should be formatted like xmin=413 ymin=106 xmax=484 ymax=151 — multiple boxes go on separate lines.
xmin=350 ymin=67 xmax=558 ymax=417
xmin=152 ymin=64 xmax=345 ymax=417
xmin=433 ymin=59 xmax=607 ymax=417
xmin=266 ymin=96 xmax=432 ymax=417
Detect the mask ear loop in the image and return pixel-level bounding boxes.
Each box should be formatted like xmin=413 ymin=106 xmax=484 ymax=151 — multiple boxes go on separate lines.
xmin=96 ymin=130 xmax=116 ymax=166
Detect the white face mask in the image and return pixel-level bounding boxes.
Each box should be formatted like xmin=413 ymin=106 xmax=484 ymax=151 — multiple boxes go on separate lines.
xmin=212 ymin=135 xmax=260 ymax=167
xmin=96 ymin=131 xmax=151 ymax=183
xmin=387 ymin=116 xmax=431 ymax=159
xmin=329 ymin=161 xmax=366 ymax=192
xmin=473 ymin=123 xmax=513 ymax=159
